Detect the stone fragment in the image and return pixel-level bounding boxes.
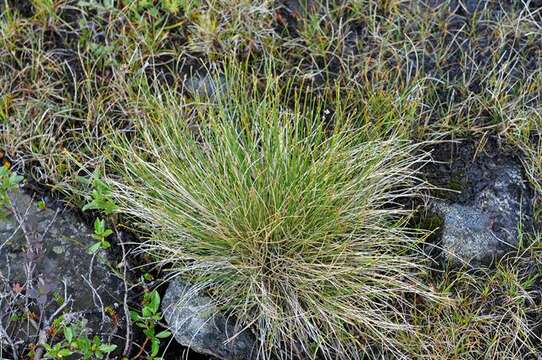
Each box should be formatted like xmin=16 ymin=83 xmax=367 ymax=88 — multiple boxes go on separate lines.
xmin=162 ymin=279 xmax=257 ymax=360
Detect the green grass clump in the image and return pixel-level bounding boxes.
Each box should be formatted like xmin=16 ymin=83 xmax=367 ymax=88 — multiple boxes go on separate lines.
xmin=108 ymin=69 xmax=443 ymax=359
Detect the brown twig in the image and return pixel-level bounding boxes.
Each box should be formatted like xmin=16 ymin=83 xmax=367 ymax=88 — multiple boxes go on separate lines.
xmin=131 ymin=336 xmax=149 ymax=360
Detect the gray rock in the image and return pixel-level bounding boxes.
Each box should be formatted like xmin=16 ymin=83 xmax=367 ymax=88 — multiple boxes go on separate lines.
xmin=184 ymin=74 xmax=226 ymax=100
xmin=0 ymin=190 xmax=123 ymax=346
xmin=162 ymin=279 xmax=257 ymax=360
xmin=431 ymin=160 xmax=530 ymax=266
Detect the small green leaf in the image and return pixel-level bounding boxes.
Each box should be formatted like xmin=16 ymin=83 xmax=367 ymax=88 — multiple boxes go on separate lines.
xmin=99 ymin=344 xmax=117 ymax=353
xmin=151 ymin=338 xmax=160 ymax=356
xmin=156 ymin=330 xmax=172 ymax=339
xmin=64 ymin=326 xmax=74 ymax=343
xmin=37 ymin=199 xmax=46 ymax=209
xmin=143 ymin=273 xmax=154 ymax=281
xmin=144 ymin=328 xmax=155 ymax=338
xmin=149 ymin=290 xmax=160 ymax=313
xmin=142 ymin=306 xmax=152 ymax=318
xmin=94 ymin=218 xmax=105 ymax=232
xmin=88 ymin=242 xmax=102 ymax=254
xmin=58 ymin=348 xmax=74 ymax=357
xmin=130 ymin=310 xmax=140 ymax=321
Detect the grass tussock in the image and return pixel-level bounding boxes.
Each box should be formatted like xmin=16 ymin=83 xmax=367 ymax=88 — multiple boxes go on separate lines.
xmin=108 ymin=69 xmax=443 ymax=359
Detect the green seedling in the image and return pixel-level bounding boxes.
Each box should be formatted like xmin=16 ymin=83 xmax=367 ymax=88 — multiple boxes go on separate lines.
xmin=0 ymin=166 xmax=23 ymax=208
xmin=130 ymin=290 xmax=171 ymax=359
xmin=79 ymin=172 xmax=118 ymax=215
xmin=43 ymin=319 xmax=117 ymax=360
xmin=88 ymin=218 xmax=113 ymax=253
xmin=37 ymin=199 xmax=46 ymax=209
xmin=43 ymin=342 xmax=73 ymax=359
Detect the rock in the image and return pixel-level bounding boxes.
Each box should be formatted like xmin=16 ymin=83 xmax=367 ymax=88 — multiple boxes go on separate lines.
xmin=184 ymin=74 xmax=226 ymax=100
xmin=162 ymin=279 xmax=257 ymax=360
xmin=0 ymin=190 xmax=124 ymax=347
xmin=428 ymin=144 xmax=531 ymax=266
xmin=432 ymin=202 xmax=507 ymax=265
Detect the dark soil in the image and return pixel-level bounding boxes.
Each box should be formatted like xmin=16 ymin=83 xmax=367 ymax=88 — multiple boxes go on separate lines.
xmin=423 ymin=137 xmax=534 ymax=209
xmin=3 ymin=0 xmax=34 ymax=17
